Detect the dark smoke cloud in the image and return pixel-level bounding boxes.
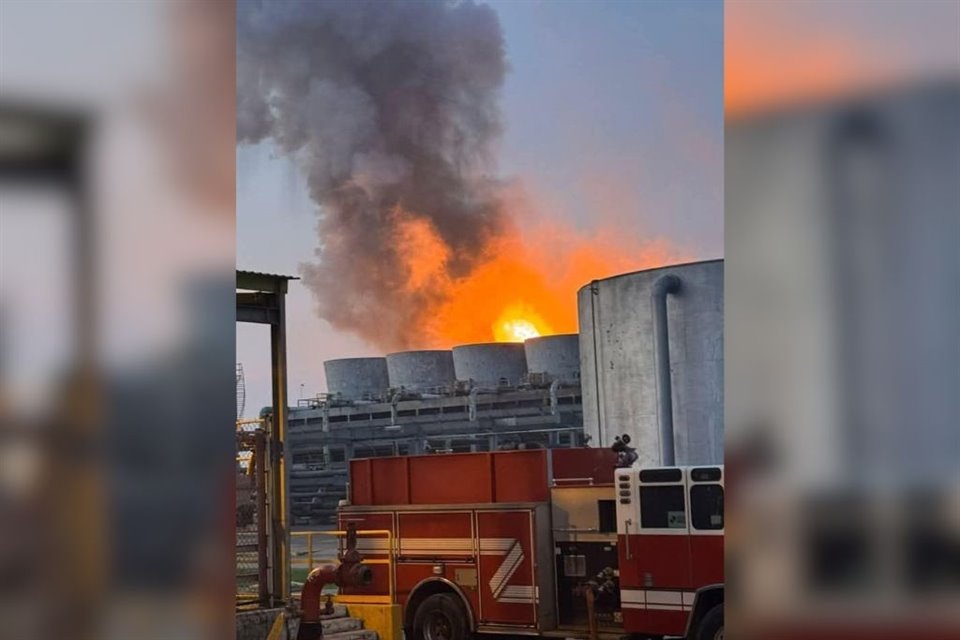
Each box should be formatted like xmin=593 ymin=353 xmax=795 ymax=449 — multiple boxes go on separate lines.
xmin=237 ymin=0 xmax=509 ymax=349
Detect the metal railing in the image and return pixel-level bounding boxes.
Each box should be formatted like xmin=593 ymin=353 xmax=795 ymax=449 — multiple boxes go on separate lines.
xmin=291 ymin=528 xmax=394 ymax=604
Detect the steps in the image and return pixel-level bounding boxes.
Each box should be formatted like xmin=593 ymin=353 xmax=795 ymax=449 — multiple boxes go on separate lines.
xmin=323 ymin=631 xmax=378 ymax=640
xmin=315 ymin=603 xmax=379 ymax=640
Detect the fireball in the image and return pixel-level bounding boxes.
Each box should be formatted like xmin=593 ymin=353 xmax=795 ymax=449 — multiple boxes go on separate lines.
xmin=493 ymin=304 xmax=553 ymax=342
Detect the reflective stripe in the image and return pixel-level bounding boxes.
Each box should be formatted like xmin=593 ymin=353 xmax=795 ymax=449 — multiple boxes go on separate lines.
xmin=502 ymin=585 xmax=535 ymax=598
xmin=400 ymin=538 xmax=473 ymax=554
xmin=489 ymin=541 xmax=523 ymax=598
xmin=620 ymin=589 xmax=646 ymax=604
xmin=362 ymin=536 xmax=533 ymax=605
xmin=646 ymin=603 xmax=684 ymax=611
xmin=478 ymin=538 xmax=516 ymax=554
xmin=497 ymin=584 xmax=536 ymax=605
xmin=645 ymin=590 xmax=682 ymax=605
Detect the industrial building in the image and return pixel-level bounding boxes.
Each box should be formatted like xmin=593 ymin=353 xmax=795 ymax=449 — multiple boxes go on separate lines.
xmin=286 ymin=335 xmax=586 ymax=524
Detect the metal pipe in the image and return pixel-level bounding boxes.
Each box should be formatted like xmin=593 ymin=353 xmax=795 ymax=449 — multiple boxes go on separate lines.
xmin=296 ymin=562 xmax=372 ymax=640
xmin=652 ymin=274 xmax=682 ymax=466
xmin=468 ymin=387 xmax=479 ymax=422
xmin=589 ymin=281 xmax=605 ymax=446
xmin=585 ymin=587 xmax=598 ymax=640
xmin=295 ymin=524 xmax=372 ymax=640
xmin=549 ymin=378 xmax=560 ymax=416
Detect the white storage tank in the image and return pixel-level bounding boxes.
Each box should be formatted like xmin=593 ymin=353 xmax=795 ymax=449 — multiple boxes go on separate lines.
xmin=578 ymin=259 xmax=723 ymax=466
xmin=452 ymin=343 xmax=527 ymax=390
xmin=524 ymin=334 xmax=580 ymax=385
xmin=386 ymin=350 xmax=456 ymax=393
xmin=324 ymin=357 xmax=389 ymax=401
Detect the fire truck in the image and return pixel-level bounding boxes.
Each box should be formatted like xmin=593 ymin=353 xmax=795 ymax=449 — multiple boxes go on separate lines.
xmin=335 ymin=446 xmax=724 ymax=640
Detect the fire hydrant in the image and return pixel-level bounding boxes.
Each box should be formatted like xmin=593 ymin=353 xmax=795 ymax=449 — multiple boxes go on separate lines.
xmin=296 ymin=523 xmax=373 ymax=640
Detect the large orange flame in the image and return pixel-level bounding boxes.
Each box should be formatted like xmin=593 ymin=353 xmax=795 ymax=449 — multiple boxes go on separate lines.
xmin=393 ymin=197 xmax=681 ymax=348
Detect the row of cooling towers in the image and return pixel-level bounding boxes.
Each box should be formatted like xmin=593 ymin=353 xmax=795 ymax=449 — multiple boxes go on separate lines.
xmin=324 ymin=334 xmax=581 ymax=399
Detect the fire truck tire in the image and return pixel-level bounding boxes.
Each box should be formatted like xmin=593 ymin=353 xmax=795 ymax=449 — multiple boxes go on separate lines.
xmin=694 ymin=603 xmax=723 ymax=640
xmin=412 ymin=593 xmax=470 ymax=640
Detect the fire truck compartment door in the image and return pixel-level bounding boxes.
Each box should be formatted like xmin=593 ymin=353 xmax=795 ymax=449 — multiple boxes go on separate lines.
xmin=476 ymin=510 xmax=538 ymax=626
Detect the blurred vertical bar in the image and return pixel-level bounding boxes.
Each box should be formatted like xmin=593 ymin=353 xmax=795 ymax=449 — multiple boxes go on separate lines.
xmin=0 ymin=103 xmax=105 ymax=639
xmin=0 ymin=1 xmax=237 ymax=639
xmin=726 ymin=1 xmax=960 ymax=638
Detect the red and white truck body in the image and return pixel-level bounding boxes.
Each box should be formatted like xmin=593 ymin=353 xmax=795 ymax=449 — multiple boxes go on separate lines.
xmin=337 ymin=448 xmax=724 ymax=639
xmin=616 ymin=466 xmax=725 ymax=637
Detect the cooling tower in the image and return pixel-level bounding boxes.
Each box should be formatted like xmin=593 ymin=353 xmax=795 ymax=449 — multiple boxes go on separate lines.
xmin=452 ymin=343 xmax=528 ymax=390
xmin=524 ymin=334 xmax=580 ymax=385
xmin=578 ymin=259 xmax=723 ymax=466
xmin=324 ymin=357 xmax=389 ymax=401
xmin=386 ymin=350 xmax=456 ymax=393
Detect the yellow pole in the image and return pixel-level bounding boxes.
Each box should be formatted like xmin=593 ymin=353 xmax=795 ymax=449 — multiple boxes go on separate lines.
xmin=308 ymin=533 xmax=313 ymax=572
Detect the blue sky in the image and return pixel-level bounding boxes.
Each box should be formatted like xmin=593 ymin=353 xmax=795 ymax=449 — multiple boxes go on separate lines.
xmin=237 ymin=0 xmax=723 ymax=414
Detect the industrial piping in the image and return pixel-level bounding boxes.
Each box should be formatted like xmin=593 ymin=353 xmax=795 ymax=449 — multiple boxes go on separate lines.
xmin=652 ymin=274 xmax=682 ymax=466
xmin=296 ymin=523 xmax=373 ymax=640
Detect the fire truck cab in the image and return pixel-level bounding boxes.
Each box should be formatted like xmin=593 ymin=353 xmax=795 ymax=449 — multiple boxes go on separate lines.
xmin=337 ymin=448 xmax=723 ymax=640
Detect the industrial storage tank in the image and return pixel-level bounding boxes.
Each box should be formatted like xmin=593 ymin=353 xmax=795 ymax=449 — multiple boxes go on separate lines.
xmin=524 ymin=334 xmax=580 ymax=385
xmin=386 ymin=350 xmax=456 ymax=393
xmin=578 ymin=259 xmax=723 ymax=466
xmin=324 ymin=357 xmax=389 ymax=401
xmin=452 ymin=343 xmax=528 ymax=390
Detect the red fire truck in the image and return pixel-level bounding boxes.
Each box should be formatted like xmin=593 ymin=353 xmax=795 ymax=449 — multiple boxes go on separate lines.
xmin=336 ymin=447 xmax=724 ymax=640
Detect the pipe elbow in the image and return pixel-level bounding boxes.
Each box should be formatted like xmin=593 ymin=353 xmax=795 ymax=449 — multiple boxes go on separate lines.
xmin=305 ymin=564 xmax=339 ymax=586
xmin=652 ymin=273 xmax=682 ymax=297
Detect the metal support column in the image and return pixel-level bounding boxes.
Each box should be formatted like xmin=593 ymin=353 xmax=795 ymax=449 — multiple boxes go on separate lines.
xmin=237 ymin=270 xmax=297 ymax=606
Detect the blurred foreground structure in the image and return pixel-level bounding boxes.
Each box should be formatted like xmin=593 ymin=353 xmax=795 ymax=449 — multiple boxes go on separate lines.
xmin=0 ymin=101 xmax=101 ymax=639
xmin=2 ymin=3 xmax=236 ymax=639
xmin=727 ymin=79 xmax=960 ymax=638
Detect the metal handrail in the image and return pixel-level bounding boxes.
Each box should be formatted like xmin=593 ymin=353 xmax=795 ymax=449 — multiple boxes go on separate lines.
xmin=291 ymin=528 xmax=394 ymax=604
xmin=552 ymin=477 xmax=596 ymax=485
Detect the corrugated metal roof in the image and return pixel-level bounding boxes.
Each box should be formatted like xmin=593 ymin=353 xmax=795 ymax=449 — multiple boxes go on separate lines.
xmin=236 ymin=269 xmax=298 ymax=280
xmin=237 ymin=270 xmax=299 ymax=294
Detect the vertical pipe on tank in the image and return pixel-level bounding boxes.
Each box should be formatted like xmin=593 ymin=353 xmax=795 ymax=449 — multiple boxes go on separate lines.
xmin=589 ymin=281 xmax=606 ymax=446
xmin=652 ymin=274 xmax=682 ymax=465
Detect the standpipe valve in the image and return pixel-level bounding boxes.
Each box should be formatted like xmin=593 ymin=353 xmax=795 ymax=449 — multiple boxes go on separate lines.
xmin=296 ymin=523 xmax=373 ymax=640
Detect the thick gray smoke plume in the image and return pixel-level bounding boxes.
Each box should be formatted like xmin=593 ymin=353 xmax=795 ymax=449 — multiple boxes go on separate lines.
xmin=238 ymin=0 xmax=508 ymax=349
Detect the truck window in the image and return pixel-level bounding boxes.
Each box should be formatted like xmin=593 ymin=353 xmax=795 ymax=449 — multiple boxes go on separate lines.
xmin=597 ymin=500 xmax=616 ymax=533
xmin=690 ymin=484 xmax=724 ymax=530
xmin=640 ymin=485 xmax=686 ymax=529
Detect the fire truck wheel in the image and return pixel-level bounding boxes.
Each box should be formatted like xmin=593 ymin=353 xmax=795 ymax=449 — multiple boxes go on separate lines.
xmin=694 ymin=603 xmax=723 ymax=640
xmin=412 ymin=593 xmax=470 ymax=640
